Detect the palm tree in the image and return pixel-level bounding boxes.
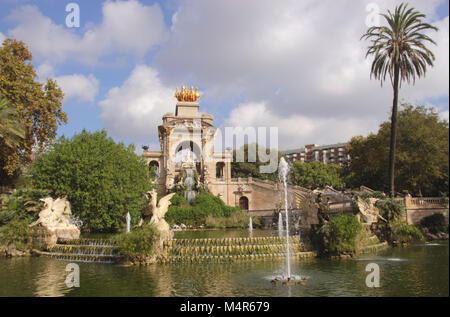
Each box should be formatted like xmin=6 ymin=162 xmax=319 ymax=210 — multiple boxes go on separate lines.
xmin=0 ymin=94 xmax=26 ymax=150
xmin=361 ymin=3 xmax=438 ymax=197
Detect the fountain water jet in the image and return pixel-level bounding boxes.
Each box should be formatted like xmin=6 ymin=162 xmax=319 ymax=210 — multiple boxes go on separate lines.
xmin=278 ymin=212 xmax=283 ymax=237
xmin=126 ymin=212 xmax=131 ymax=233
xmin=278 ymin=157 xmax=291 ymax=279
xmin=269 ymin=158 xmax=308 ymax=286
xmin=184 ymin=169 xmax=196 ymax=203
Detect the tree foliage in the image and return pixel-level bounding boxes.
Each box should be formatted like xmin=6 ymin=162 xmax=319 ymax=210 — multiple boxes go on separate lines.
xmin=344 ymin=104 xmax=449 ymax=196
xmin=291 ymin=161 xmax=344 ymax=190
xmin=420 ymin=213 xmax=447 ymax=234
xmin=0 ymin=39 xmax=67 ymax=177
xmin=231 ymin=143 xmax=280 ymax=181
xmin=361 ymin=3 xmax=438 ymax=196
xmin=0 ymin=94 xmax=25 ymax=151
xmin=31 ymin=130 xmax=150 ymax=232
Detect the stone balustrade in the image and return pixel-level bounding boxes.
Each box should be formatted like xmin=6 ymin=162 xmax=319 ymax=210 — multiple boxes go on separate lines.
xmin=405 ymin=197 xmax=449 ymax=209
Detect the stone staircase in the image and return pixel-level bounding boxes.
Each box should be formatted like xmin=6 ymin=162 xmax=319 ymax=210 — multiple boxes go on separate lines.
xmin=35 ymin=238 xmax=121 ymax=264
xmin=34 ymin=236 xmax=317 ymax=265
xmin=157 ymin=236 xmax=317 ymax=264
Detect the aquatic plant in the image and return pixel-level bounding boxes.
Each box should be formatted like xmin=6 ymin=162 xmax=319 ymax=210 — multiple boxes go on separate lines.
xmin=390 ymin=221 xmax=424 ymax=243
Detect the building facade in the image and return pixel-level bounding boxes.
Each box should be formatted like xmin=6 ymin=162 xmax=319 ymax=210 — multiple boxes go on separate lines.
xmin=142 ymin=87 xmax=313 ymax=213
xmin=283 ymin=143 xmax=350 ymax=165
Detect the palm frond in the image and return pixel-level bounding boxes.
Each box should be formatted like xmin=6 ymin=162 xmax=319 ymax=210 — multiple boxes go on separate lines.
xmin=361 ymin=3 xmax=438 ymax=87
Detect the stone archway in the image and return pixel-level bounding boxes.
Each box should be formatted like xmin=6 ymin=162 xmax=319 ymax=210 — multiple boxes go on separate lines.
xmin=149 ymin=160 xmax=159 ymax=179
xmin=216 ymin=162 xmax=225 ymax=180
xmin=239 ymin=196 xmax=249 ymax=211
xmin=174 ymin=140 xmax=202 ymax=167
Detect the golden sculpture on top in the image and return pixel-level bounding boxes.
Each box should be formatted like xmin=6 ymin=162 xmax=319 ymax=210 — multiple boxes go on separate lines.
xmin=174 ymin=85 xmax=201 ymax=102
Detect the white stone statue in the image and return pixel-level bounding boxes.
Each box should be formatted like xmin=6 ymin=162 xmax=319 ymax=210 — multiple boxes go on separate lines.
xmin=356 ymin=198 xmax=387 ymax=224
xmin=30 ymin=197 xmax=80 ymax=244
xmin=141 ymin=189 xmax=175 ymax=242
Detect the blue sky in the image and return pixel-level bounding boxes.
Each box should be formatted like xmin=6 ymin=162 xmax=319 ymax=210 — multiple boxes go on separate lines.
xmin=0 ymin=0 xmax=448 ymax=151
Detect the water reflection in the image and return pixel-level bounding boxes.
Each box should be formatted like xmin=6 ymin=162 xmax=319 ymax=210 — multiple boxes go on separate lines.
xmin=34 ymin=259 xmax=71 ymax=297
xmin=0 ymin=242 xmax=448 ymax=297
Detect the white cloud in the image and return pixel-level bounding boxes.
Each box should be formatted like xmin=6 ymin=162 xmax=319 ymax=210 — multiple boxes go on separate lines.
xmin=154 ymin=0 xmax=449 ymax=148
xmin=439 ymin=109 xmax=449 ymax=122
xmin=55 ymin=74 xmax=99 ymax=103
xmin=98 ymin=65 xmax=174 ymax=141
xmin=0 ymin=32 xmax=5 ymax=44
xmin=222 ymin=101 xmax=380 ymax=150
xmin=36 ymin=63 xmax=55 ymax=80
xmin=402 ymin=16 xmax=449 ymax=103
xmin=6 ymin=1 xmax=168 ymax=65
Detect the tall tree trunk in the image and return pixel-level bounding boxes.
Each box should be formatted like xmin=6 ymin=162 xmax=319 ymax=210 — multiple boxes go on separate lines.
xmin=388 ymin=64 xmax=400 ymax=197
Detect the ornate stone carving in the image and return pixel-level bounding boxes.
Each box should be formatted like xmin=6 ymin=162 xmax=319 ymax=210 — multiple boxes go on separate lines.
xmin=30 ymin=197 xmax=80 ymax=245
xmin=142 ymin=189 xmax=176 ymax=242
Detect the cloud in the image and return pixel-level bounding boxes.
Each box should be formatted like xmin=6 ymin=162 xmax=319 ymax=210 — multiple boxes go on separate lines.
xmin=55 ymin=74 xmax=99 ymax=103
xmin=222 ymin=101 xmax=380 ymax=150
xmin=0 ymin=32 xmax=5 ymax=44
xmin=402 ymin=16 xmax=449 ymax=102
xmin=154 ymin=0 xmax=449 ymax=148
xmin=6 ymin=1 xmax=168 ymax=65
xmin=98 ymin=65 xmax=174 ymax=141
xmin=36 ymin=63 xmax=55 ymax=80
xmin=439 ymin=109 xmax=449 ymax=122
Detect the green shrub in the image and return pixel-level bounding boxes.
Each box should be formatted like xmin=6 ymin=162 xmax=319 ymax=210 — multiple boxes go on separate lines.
xmin=165 ymin=193 xmax=242 ymax=226
xmin=169 ymin=193 xmax=188 ymax=207
xmin=205 ymin=212 xmax=251 ymax=229
xmin=420 ymin=213 xmax=447 ymax=234
xmin=321 ymin=215 xmax=362 ymax=253
xmin=115 ymin=225 xmax=159 ymax=260
xmin=354 ymin=191 xmax=387 ymax=202
xmin=390 ymin=221 xmax=424 ymax=243
xmin=375 ymin=198 xmax=405 ymax=221
xmin=32 ymin=130 xmax=150 ymax=232
xmin=0 ymin=219 xmax=33 ymax=251
xmin=0 ymin=189 xmax=48 ymax=226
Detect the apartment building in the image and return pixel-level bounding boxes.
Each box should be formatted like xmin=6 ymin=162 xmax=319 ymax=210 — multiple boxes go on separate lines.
xmin=282 ymin=143 xmax=350 ymax=165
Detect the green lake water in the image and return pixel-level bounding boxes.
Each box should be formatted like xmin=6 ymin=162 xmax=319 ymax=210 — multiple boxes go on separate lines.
xmin=0 ymin=239 xmax=448 ymax=297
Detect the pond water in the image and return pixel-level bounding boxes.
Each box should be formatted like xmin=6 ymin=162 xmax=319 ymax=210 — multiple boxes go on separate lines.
xmin=0 ymin=241 xmax=448 ymax=297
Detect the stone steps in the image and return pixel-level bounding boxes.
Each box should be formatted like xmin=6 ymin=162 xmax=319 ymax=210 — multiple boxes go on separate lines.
xmin=165 ymin=243 xmax=305 ymax=257
xmin=33 ymin=249 xmax=121 ymax=264
xmin=157 ymin=251 xmax=317 ymax=264
xmin=359 ymin=242 xmax=389 ymax=254
xmin=57 ymin=238 xmax=117 ymax=246
xmin=46 ymin=244 xmax=119 ymax=256
xmin=165 ymin=236 xmax=300 ymax=248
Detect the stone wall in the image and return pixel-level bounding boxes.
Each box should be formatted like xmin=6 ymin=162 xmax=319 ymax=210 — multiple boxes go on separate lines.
xmin=406 ymin=208 xmax=449 ymax=225
xmin=403 ymin=197 xmax=449 ymax=225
